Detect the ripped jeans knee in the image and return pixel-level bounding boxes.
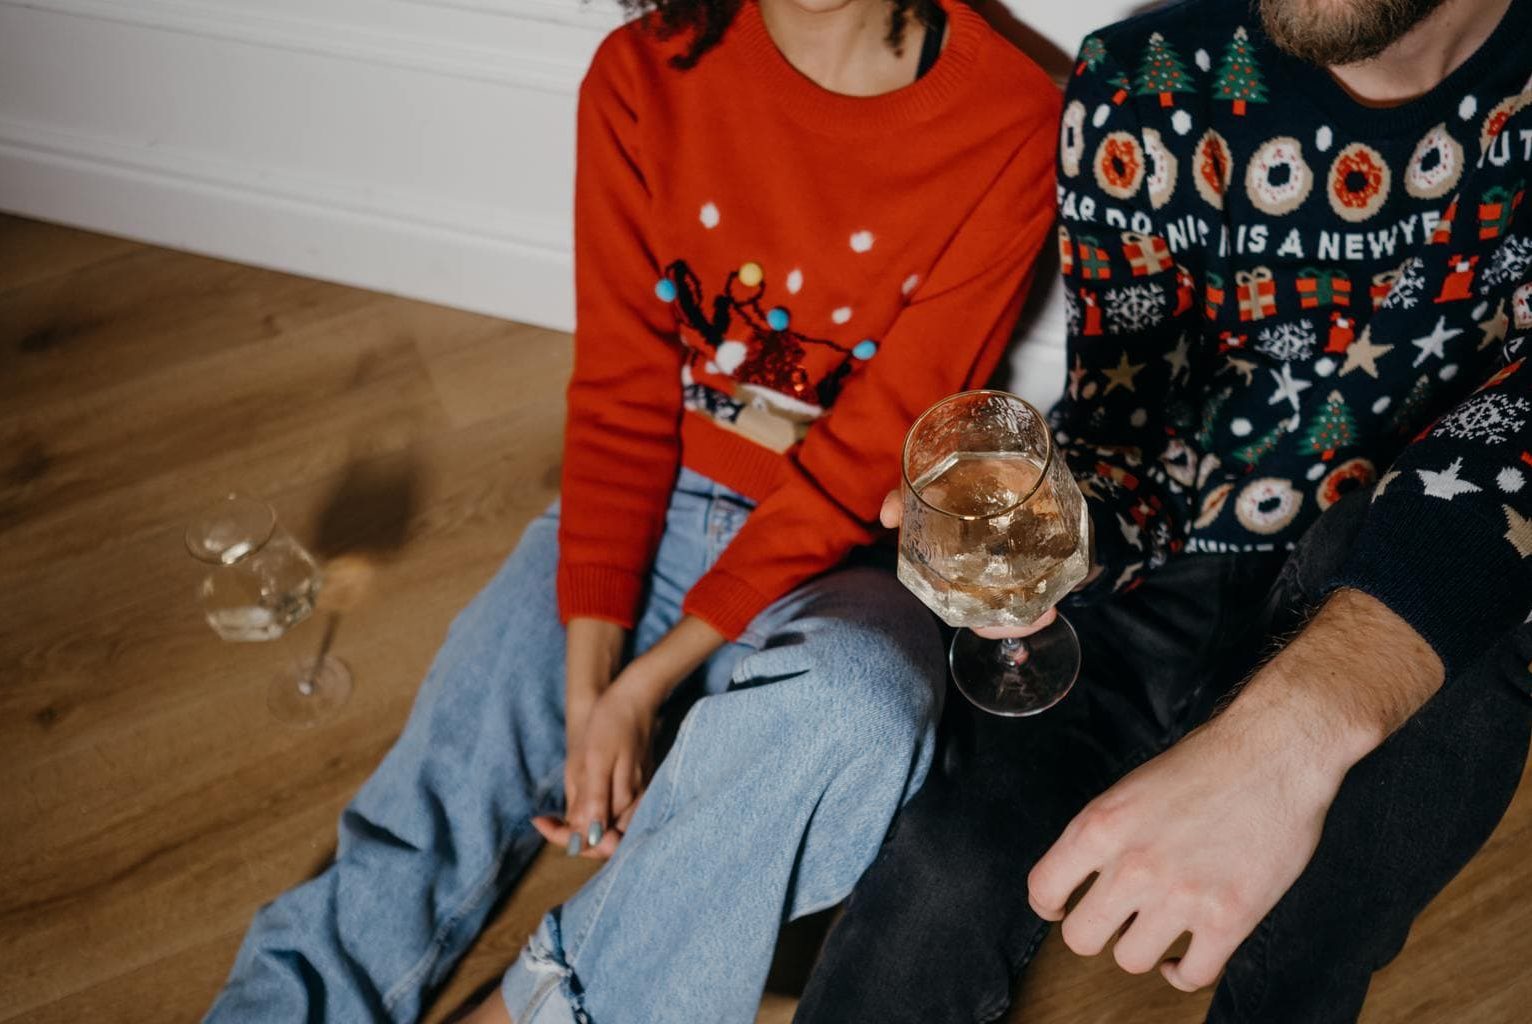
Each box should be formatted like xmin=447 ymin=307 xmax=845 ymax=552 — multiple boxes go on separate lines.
xmin=500 ymin=914 xmax=593 ymax=1024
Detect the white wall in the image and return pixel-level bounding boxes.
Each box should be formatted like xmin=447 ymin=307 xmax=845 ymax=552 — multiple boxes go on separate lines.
xmin=0 ymin=0 xmax=1134 ymax=405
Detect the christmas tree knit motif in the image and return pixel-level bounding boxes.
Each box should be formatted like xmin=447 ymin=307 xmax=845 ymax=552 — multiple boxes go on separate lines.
xmin=1108 ymin=69 xmax=1133 ymax=105
xmin=1195 ymin=388 xmax=1232 ymax=450
xmin=1234 ymin=423 xmax=1284 ymax=466
xmin=1076 ymin=35 xmax=1107 ymax=76
xmin=1303 ymin=390 xmax=1358 ymax=461
xmin=1135 ymin=32 xmax=1194 ymax=108
xmin=1214 ymin=26 xmax=1266 ymax=116
xmin=1388 ymin=374 xmax=1435 ymax=436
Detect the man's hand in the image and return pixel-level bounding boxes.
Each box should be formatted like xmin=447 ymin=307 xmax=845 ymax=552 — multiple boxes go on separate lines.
xmin=1028 ymin=703 xmax=1342 ymax=989
xmin=1029 ymin=588 xmax=1444 ymax=990
xmin=878 ymin=489 xmax=1057 ymax=638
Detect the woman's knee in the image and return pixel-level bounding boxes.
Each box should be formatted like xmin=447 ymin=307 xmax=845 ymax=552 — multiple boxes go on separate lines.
xmin=800 ymin=635 xmax=943 ymax=757
xmin=781 ymin=572 xmax=945 ymax=729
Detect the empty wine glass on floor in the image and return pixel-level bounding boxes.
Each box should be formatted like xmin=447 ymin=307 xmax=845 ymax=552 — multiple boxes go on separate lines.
xmin=896 ymin=390 xmax=1090 ymax=716
xmin=186 ymin=492 xmax=353 ymax=725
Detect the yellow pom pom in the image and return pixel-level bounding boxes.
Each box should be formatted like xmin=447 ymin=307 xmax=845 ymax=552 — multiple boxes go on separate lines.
xmin=738 ymin=262 xmax=763 ymax=287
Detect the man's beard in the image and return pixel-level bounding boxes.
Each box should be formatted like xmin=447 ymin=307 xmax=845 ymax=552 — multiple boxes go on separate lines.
xmin=1259 ymin=0 xmax=1452 ymax=65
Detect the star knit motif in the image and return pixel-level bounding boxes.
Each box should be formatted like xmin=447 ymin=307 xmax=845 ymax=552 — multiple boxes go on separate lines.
xmin=1506 ymin=505 xmax=1532 ymax=557
xmin=1479 ymin=299 xmax=1509 ymax=351
xmin=1417 ymin=457 xmax=1482 ymax=500
xmin=1411 ymin=315 xmax=1464 ymax=367
xmin=1339 ymin=328 xmax=1393 ymax=378
xmin=1267 ymin=362 xmax=1311 ymax=413
xmin=1374 ymin=468 xmax=1401 ymax=498
xmin=1104 ymin=351 xmax=1146 ymax=394
xmin=1165 ymin=333 xmax=1191 ymax=382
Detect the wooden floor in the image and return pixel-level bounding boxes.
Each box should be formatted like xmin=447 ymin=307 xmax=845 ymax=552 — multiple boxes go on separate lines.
xmin=1 ymin=215 xmax=1528 ymax=1023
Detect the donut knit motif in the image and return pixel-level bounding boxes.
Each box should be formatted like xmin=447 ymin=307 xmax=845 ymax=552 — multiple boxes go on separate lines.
xmin=558 ymin=0 xmax=1060 ymax=640
xmin=1055 ymin=0 xmax=1532 ymax=675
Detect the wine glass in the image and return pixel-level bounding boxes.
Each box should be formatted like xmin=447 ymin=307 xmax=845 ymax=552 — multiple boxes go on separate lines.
xmin=896 ymin=391 xmax=1090 ymax=716
xmin=186 ymin=492 xmax=354 ymax=725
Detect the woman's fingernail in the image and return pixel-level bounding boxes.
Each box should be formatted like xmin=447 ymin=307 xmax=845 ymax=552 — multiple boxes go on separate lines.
xmin=587 ymin=822 xmax=604 ymax=848
xmin=566 ymin=833 xmax=583 ymax=856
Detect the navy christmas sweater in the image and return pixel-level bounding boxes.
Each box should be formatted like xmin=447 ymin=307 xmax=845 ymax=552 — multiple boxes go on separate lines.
xmin=1052 ymin=0 xmax=1532 ymax=674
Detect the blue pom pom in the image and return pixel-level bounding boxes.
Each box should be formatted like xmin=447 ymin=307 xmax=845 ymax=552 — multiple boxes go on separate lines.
xmin=853 ymin=339 xmax=879 ymax=359
xmin=654 ymin=278 xmax=677 ymax=302
xmin=766 ymin=307 xmax=790 ymax=331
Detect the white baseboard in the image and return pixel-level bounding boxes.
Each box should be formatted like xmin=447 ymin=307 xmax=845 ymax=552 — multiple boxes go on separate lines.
xmin=0 ymin=115 xmax=575 ymax=328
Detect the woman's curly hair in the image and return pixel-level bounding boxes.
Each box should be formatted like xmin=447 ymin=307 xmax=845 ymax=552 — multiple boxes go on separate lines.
xmin=623 ymin=0 xmax=935 ymax=69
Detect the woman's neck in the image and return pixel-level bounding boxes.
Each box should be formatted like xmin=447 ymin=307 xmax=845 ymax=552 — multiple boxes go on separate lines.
xmin=757 ymin=0 xmax=925 ymax=96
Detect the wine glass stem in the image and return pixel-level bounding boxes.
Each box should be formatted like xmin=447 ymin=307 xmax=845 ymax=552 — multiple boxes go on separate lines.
xmin=999 ymin=636 xmax=1030 ymax=666
xmin=298 ymin=612 xmax=340 ymax=696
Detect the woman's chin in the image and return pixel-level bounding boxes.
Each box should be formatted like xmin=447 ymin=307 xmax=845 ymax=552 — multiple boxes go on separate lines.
xmin=767 ymin=0 xmax=872 ymax=19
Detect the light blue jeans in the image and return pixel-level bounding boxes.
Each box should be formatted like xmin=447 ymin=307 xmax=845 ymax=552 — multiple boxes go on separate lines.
xmin=207 ymin=469 xmax=945 ymax=1023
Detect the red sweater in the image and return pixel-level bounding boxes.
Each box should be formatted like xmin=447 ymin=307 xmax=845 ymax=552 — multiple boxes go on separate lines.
xmin=558 ymin=0 xmax=1061 ymax=639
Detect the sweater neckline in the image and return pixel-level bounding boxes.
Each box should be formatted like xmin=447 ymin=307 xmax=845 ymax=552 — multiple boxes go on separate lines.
xmin=1266 ymin=0 xmax=1532 ymax=139
xmin=731 ymin=0 xmax=983 ymax=133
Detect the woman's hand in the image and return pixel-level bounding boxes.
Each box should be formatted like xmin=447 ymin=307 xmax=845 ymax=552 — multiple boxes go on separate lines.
xmin=879 ymin=489 xmax=1058 ymax=639
xmin=534 ymin=615 xmax=726 ymax=859
xmin=535 ymin=679 xmax=657 ymax=858
xmin=535 ymin=617 xmax=628 ymax=857
xmin=561 ymin=617 xmax=627 ymax=760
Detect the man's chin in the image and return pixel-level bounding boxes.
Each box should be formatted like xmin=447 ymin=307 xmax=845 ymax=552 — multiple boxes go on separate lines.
xmin=1259 ymin=0 xmax=1451 ymax=66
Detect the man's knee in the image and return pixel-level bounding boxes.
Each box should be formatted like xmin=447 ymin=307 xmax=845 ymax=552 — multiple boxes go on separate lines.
xmin=797 ymin=783 xmax=1042 ymax=1023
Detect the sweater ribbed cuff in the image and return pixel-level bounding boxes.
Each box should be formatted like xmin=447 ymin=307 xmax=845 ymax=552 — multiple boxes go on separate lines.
xmin=682 ymin=568 xmax=775 ymax=642
xmin=556 ymin=563 xmax=646 ymax=630
xmin=1325 ymin=494 xmax=1531 ymax=676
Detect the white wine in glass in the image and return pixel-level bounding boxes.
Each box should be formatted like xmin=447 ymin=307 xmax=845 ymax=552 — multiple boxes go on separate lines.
xmin=897 ymin=391 xmax=1090 ymax=716
xmin=187 ymin=493 xmax=353 ymax=725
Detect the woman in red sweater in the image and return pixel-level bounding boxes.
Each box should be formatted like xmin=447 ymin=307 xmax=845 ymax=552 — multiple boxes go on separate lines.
xmin=208 ymin=1 xmax=1059 ymax=1021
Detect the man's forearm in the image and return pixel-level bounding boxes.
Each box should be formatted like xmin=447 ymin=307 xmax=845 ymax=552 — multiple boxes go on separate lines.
xmin=1221 ymin=587 xmax=1446 ymax=775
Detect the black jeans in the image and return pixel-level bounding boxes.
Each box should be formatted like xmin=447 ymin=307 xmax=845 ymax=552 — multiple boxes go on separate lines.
xmin=795 ymin=492 xmax=1532 ymax=1023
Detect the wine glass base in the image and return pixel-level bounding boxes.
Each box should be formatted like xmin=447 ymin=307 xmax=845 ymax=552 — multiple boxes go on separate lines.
xmin=267 ymin=655 xmax=353 ymax=726
xmin=949 ymin=616 xmax=1081 ymax=717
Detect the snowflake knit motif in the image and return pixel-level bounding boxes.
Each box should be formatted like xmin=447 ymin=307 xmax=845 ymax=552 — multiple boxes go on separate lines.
xmin=1255 ymin=320 xmax=1317 ymax=362
xmin=1433 ymin=391 xmax=1532 ymax=445
xmin=1105 ymin=283 xmax=1167 ymax=333
xmin=1480 ymin=236 xmax=1532 ymax=294
xmin=1064 ymin=289 xmax=1082 ymax=337
xmin=1381 ymin=256 xmax=1427 ymax=311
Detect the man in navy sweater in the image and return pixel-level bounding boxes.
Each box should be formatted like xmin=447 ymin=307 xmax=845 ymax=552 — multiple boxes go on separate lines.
xmin=797 ymin=0 xmax=1532 ymax=1019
